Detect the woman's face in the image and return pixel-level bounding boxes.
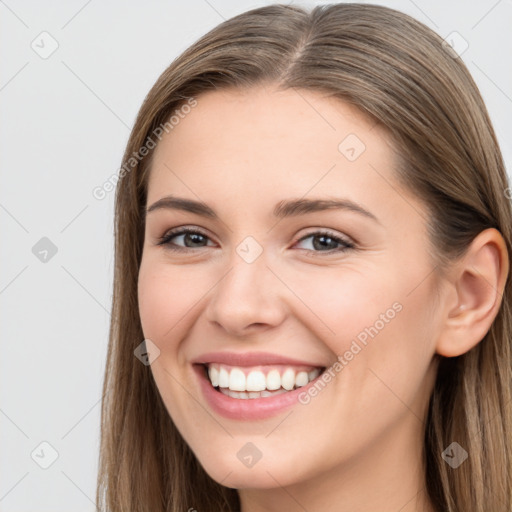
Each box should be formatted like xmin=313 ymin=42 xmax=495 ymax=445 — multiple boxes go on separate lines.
xmin=138 ymin=85 xmax=442 ymax=491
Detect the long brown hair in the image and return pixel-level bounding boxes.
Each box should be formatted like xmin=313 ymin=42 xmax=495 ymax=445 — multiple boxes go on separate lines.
xmin=96 ymin=4 xmax=512 ymax=511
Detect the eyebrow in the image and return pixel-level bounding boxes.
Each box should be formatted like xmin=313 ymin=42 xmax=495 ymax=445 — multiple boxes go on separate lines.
xmin=145 ymin=195 xmax=380 ymax=224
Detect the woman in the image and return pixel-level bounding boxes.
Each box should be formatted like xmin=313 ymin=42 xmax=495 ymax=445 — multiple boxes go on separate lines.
xmin=97 ymin=3 xmax=512 ymax=511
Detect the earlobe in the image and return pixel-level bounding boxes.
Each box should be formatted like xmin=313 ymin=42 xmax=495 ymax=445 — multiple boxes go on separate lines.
xmin=436 ymin=228 xmax=509 ymax=358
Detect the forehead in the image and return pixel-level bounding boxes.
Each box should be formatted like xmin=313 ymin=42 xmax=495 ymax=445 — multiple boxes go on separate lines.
xmin=154 ymin=85 xmax=388 ymax=160
xmin=146 ymin=85 xmax=424 ymax=229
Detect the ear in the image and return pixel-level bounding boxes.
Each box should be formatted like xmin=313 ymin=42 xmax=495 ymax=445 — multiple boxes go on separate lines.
xmin=436 ymin=228 xmax=509 ymax=358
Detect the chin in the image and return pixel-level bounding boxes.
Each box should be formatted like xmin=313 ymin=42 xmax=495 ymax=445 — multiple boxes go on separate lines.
xmin=197 ymin=450 xmax=307 ymax=490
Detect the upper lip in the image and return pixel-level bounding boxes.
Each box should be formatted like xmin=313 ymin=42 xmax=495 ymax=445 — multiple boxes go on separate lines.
xmin=192 ymin=351 xmax=326 ymax=368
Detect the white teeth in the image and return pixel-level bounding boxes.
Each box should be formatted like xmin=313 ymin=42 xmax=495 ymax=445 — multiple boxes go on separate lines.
xmin=229 ymin=368 xmax=246 ymax=391
xmin=208 ymin=366 xmax=219 ymax=387
xmin=219 ymin=388 xmax=288 ymax=399
xmin=308 ymin=369 xmax=320 ymax=381
xmin=266 ymin=369 xmax=281 ymax=390
xmin=206 ymin=363 xmax=324 ymax=395
xmin=281 ymin=368 xmax=295 ymax=390
xmin=295 ymin=371 xmax=309 ymax=388
xmin=218 ymin=367 xmax=229 ymax=388
xmin=246 ymin=370 xmax=267 ymax=392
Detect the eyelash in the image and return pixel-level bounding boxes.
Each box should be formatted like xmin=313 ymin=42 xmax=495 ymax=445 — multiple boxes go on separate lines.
xmin=156 ymin=227 xmax=355 ymax=256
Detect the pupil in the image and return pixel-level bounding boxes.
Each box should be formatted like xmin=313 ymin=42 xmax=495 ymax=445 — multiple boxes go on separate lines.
xmin=183 ymin=233 xmax=338 ymax=250
xmin=313 ymin=235 xmax=337 ymax=251
xmin=186 ymin=233 xmax=206 ymax=247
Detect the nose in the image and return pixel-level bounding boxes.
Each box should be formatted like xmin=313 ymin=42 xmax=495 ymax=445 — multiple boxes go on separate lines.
xmin=205 ymin=247 xmax=288 ymax=337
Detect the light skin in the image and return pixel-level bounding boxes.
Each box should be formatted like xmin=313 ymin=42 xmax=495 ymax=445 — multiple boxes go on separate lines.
xmin=137 ymin=84 xmax=509 ymax=512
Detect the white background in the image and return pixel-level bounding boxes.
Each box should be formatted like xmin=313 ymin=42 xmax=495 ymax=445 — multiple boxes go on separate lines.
xmin=1 ymin=0 xmax=511 ymax=510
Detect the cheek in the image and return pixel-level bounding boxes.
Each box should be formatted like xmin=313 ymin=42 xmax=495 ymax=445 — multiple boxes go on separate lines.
xmin=333 ymin=267 xmax=439 ymax=418
xmin=137 ymin=259 xmax=197 ymax=343
xmin=291 ymin=259 xmax=436 ymax=396
xmin=281 ymin=262 xmax=398 ymax=353
xmin=138 ymin=258 xmax=233 ymax=363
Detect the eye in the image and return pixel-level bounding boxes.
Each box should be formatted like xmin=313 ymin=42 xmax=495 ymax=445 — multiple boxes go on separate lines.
xmin=293 ymin=230 xmax=355 ymax=255
xmin=156 ymin=227 xmax=355 ymax=255
xmin=157 ymin=227 xmax=214 ymax=251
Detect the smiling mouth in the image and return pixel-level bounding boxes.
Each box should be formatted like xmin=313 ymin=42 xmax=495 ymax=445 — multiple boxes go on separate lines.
xmin=201 ymin=363 xmax=326 ymax=399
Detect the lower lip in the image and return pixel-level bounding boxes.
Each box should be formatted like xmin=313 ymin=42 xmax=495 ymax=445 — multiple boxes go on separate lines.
xmin=193 ymin=364 xmax=323 ymax=420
